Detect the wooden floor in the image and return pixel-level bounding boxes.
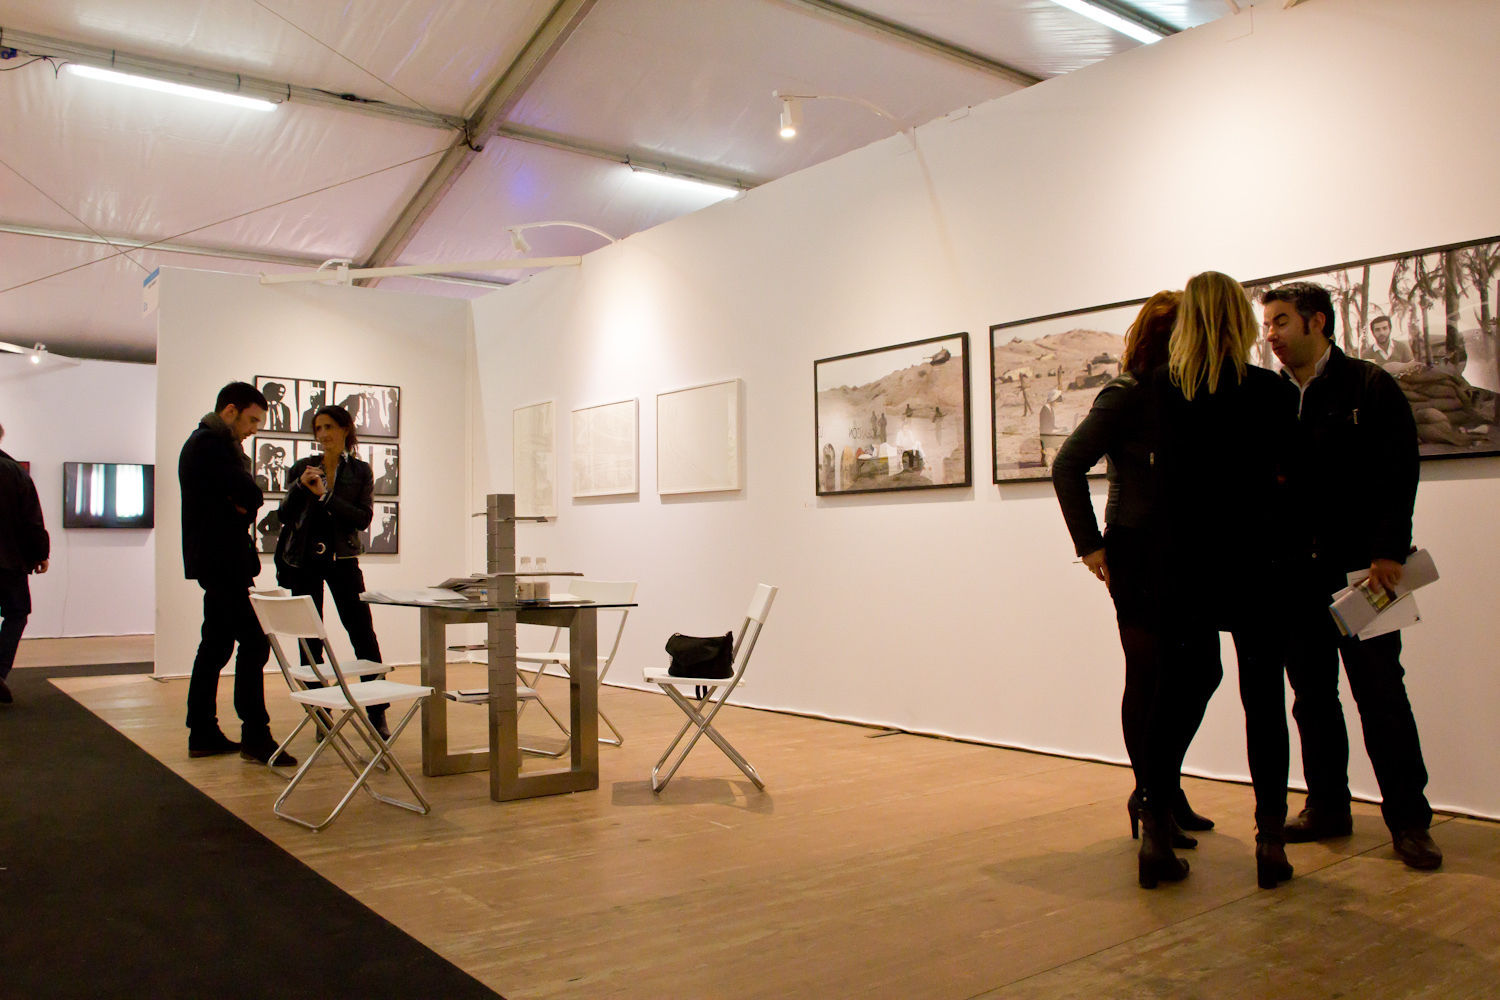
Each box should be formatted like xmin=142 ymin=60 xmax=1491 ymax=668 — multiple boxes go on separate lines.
xmin=26 ymin=637 xmax=1500 ymax=1000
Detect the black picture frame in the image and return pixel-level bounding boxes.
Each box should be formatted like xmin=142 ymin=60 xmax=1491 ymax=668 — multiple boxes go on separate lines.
xmin=255 ymin=377 xmax=326 ymax=434
xmin=990 ymin=233 xmax=1500 ymax=483
xmin=359 ymin=442 xmax=400 ymax=496
xmin=249 ymin=435 xmax=298 ymax=494
xmin=361 ymin=501 xmax=399 ymax=554
xmin=814 ymin=332 xmax=971 ymax=496
xmin=332 ymin=381 xmax=400 ymax=438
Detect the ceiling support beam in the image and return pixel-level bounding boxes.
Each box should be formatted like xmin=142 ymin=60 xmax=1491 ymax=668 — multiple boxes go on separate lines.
xmin=496 ymin=123 xmax=761 ymax=192
xmin=772 ymin=0 xmax=1042 ymax=88
xmin=0 ymin=220 xmax=508 ymax=289
xmin=357 ymin=0 xmax=600 ymax=283
xmin=0 ymin=28 xmax=465 ymax=132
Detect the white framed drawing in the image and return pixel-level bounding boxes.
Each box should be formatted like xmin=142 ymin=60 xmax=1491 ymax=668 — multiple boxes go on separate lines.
xmin=513 ymin=400 xmax=557 ymax=518
xmin=657 ymin=378 xmax=742 ymax=495
xmin=571 ymin=398 xmax=639 ymax=498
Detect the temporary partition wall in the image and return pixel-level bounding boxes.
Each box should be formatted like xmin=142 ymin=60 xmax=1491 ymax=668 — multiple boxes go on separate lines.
xmin=153 ymin=268 xmax=477 ymax=678
xmin=0 ymin=355 xmax=156 ymax=637
xmin=471 ymin=0 xmax=1500 ymax=819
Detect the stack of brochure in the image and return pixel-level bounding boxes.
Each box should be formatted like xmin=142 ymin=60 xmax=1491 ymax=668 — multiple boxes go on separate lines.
xmin=1329 ymin=549 xmax=1439 ymax=639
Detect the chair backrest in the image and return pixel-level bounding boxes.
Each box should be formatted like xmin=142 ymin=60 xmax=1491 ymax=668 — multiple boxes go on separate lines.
xmin=730 ymin=584 xmax=778 ymax=676
xmin=250 ymin=593 xmax=350 ymax=691
xmin=570 ymin=579 xmax=637 ymax=675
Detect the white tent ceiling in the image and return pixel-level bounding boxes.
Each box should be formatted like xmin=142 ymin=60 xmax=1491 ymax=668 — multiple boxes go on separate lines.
xmin=0 ymin=0 xmax=1260 ymax=363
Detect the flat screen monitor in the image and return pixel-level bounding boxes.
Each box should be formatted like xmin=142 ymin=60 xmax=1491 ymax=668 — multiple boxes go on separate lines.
xmin=63 ymin=462 xmax=155 ymax=529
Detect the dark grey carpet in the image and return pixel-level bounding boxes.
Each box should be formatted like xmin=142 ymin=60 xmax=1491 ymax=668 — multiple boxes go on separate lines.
xmin=0 ymin=662 xmax=504 ymax=1000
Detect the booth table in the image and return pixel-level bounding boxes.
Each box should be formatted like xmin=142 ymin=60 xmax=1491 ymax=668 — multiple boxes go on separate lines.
xmin=362 ymin=593 xmax=636 ymax=802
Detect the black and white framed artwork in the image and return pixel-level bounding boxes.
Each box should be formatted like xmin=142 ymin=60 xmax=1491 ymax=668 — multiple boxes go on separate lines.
xmin=333 ymin=381 xmax=400 ymax=438
xmin=359 ymin=442 xmax=400 ymax=496
xmin=249 ymin=435 xmax=298 ymax=493
xmin=362 ymin=501 xmax=399 ymax=554
xmin=255 ymin=377 xmax=326 ymax=434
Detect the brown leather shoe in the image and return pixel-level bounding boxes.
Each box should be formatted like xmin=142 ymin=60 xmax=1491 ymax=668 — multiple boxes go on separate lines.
xmin=1392 ymin=828 xmax=1443 ymax=870
xmin=1283 ymin=807 xmax=1353 ymax=843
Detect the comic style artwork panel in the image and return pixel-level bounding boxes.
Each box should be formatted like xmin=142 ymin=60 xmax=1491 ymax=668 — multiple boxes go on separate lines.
xmin=249 ymin=435 xmax=299 ymax=493
xmin=254 ymin=377 xmax=326 ymax=434
xmin=816 ymin=333 xmax=971 ymax=495
xmin=359 ymin=443 xmax=400 ymax=496
xmin=331 ymin=381 xmax=400 ymax=438
xmin=361 ymin=501 xmax=399 ymax=554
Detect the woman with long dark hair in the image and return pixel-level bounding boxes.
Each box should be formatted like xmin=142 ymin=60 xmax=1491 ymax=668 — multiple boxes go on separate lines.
xmin=1137 ymin=271 xmax=1299 ymax=890
xmin=275 ymin=404 xmax=390 ymax=737
xmin=1053 ymin=290 xmax=1216 ymax=849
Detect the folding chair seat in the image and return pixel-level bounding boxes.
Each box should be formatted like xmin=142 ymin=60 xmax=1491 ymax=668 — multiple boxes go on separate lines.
xmin=517 ymin=579 xmax=637 ymax=747
xmin=251 ymin=594 xmax=433 ymax=832
xmin=643 ymin=583 xmax=776 ymax=793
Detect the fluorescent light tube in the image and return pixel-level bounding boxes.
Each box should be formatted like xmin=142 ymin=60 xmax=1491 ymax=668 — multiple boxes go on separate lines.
xmin=627 ymin=166 xmax=741 ymax=201
xmin=64 ymin=63 xmax=277 ymax=111
xmin=1045 ymin=0 xmax=1164 ymax=44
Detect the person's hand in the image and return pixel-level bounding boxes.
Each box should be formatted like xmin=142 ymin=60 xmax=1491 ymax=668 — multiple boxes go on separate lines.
xmin=1082 ymin=548 xmax=1110 ymax=587
xmin=32 ymin=559 xmax=48 ymax=575
xmin=300 ymin=466 xmax=326 ymax=496
xmin=1367 ymin=557 xmax=1403 ymax=594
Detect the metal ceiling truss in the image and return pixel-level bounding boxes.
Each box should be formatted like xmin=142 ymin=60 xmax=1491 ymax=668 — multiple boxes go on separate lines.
xmin=0 ymin=28 xmax=466 ymax=132
xmin=357 ymin=0 xmax=600 ymax=283
xmin=0 ymin=221 xmax=508 ymax=289
xmin=773 ymin=0 xmax=1042 ymax=87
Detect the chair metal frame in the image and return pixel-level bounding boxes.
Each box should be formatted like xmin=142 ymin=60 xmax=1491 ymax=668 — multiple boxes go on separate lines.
xmin=251 ymin=594 xmax=433 ymax=832
xmin=517 ymin=579 xmax=637 ymax=747
xmin=643 ymin=584 xmax=776 ymax=793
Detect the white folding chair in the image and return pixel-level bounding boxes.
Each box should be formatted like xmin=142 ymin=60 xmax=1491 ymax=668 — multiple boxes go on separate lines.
xmin=251 ymin=594 xmax=433 ymax=832
xmin=643 ymin=584 xmax=777 ymax=793
xmin=517 ymin=579 xmax=637 ymax=747
xmin=253 ymin=587 xmax=393 ymax=776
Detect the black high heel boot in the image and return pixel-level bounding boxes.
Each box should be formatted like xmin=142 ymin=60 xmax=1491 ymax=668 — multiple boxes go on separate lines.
xmin=1173 ymin=789 xmax=1214 ymax=832
xmin=1255 ymin=839 xmax=1294 ymax=889
xmin=1129 ymin=790 xmax=1198 ymax=849
xmin=1137 ymin=795 xmax=1190 ymax=889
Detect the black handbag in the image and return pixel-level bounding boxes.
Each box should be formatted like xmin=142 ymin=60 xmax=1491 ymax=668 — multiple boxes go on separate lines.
xmin=665 ymin=631 xmax=734 ymax=679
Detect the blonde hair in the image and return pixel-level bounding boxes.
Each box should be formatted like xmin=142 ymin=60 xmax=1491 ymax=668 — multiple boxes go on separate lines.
xmin=1168 ymin=271 xmax=1259 ymax=400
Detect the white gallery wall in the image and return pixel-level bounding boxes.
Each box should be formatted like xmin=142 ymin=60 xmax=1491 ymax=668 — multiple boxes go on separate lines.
xmin=154 ymin=268 xmax=474 ymax=679
xmin=471 ymin=0 xmax=1500 ymax=819
xmin=0 ymin=355 xmax=156 ymax=637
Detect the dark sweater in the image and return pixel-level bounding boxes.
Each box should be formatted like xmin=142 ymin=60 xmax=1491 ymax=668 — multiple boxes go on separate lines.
xmin=1286 ymin=345 xmax=1419 ymax=575
xmin=1051 ymin=374 xmax=1159 ymax=557
xmin=178 ymin=414 xmax=262 ymax=584
xmin=0 ymin=448 xmax=49 ymax=571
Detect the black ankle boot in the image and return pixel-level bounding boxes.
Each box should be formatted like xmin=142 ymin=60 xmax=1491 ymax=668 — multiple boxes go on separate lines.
xmin=1173 ymin=789 xmax=1214 ymax=831
xmin=1255 ymin=839 xmax=1294 ymax=889
xmin=1138 ymin=796 xmax=1190 ymax=889
xmin=1129 ymin=790 xmax=1198 ymax=849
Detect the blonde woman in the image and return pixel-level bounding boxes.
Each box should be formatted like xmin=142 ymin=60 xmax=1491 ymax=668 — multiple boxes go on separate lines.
xmin=1136 ymin=271 xmax=1299 ymax=890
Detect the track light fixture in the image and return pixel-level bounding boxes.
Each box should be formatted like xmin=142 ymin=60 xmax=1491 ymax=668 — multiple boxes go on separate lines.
xmin=771 ymin=90 xmax=899 ymax=140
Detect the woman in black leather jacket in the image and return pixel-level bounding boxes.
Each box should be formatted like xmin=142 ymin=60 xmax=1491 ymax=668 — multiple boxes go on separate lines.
xmin=1052 ymin=291 xmax=1216 ymax=848
xmin=276 ymin=404 xmax=390 ymax=737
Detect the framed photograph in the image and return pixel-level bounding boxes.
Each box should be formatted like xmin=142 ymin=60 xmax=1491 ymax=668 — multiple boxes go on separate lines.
xmin=1244 ymin=235 xmax=1500 ymax=461
xmin=989 ymin=233 xmax=1500 ymax=482
xmin=816 ymin=334 xmax=971 ymax=495
xmin=359 ymin=442 xmax=400 ymax=496
xmin=571 ymin=398 xmax=638 ymax=498
xmin=657 ymin=379 xmax=741 ymax=495
xmin=990 ymin=303 xmax=1138 ymax=483
xmin=255 ymin=507 xmax=282 ymax=555
xmin=294 ymin=440 xmax=320 ymax=465
xmin=362 ymin=501 xmax=399 ymax=554
xmin=255 ymin=377 xmax=325 ymax=434
xmin=249 ymin=435 xmax=298 ymax=493
xmin=332 ymin=381 xmax=400 ymax=438
xmin=513 ymin=401 xmax=556 ymax=517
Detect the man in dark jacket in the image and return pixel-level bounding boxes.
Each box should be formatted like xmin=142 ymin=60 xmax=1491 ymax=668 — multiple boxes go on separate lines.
xmin=1263 ymin=282 xmax=1439 ymax=869
xmin=179 ymin=382 xmax=293 ymax=766
xmin=0 ymin=422 xmax=50 ymax=704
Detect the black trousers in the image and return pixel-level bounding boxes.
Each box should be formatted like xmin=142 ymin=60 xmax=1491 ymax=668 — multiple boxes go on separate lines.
xmin=1106 ymin=528 xmax=1221 ymax=793
xmin=287 ymin=557 xmax=384 ymax=702
xmin=0 ymin=568 xmax=31 ymax=681
xmin=1285 ymin=586 xmax=1431 ymax=833
xmin=1146 ymin=609 xmax=1288 ymax=840
xmin=187 ymin=581 xmax=271 ymax=734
